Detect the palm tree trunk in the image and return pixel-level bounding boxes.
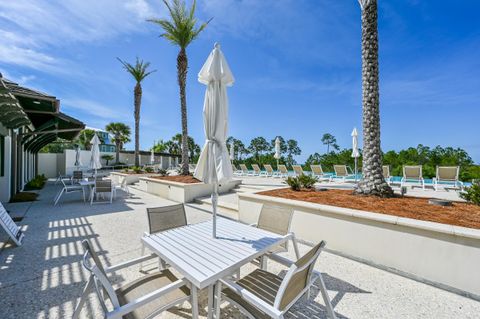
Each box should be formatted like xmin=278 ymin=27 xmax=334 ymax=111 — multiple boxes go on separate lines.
xmin=115 ymin=141 xmax=120 ymax=164
xmin=177 ymin=48 xmax=189 ymax=175
xmin=134 ymin=83 xmax=142 ymax=167
xmin=355 ymin=0 xmax=393 ymax=197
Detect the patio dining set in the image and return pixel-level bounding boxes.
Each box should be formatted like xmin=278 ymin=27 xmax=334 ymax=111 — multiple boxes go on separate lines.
xmin=72 ymin=203 xmax=337 ymax=319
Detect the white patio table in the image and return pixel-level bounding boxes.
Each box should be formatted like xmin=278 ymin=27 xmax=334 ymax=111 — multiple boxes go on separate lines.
xmin=142 ymin=217 xmax=292 ymax=319
xmin=78 ymin=180 xmax=95 ymax=202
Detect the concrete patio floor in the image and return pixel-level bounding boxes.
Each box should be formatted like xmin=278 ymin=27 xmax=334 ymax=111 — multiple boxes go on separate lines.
xmin=0 ymin=181 xmax=478 ymax=318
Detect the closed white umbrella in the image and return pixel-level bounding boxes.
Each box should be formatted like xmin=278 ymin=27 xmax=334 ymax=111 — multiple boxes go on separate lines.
xmin=351 ymin=127 xmax=360 ymax=181
xmin=274 ymin=137 xmax=281 ymax=168
xmin=229 ymin=143 xmax=235 ymax=161
xmin=74 ymin=145 xmax=82 ymax=168
xmin=89 ymin=133 xmax=102 ymax=176
xmin=150 ymin=142 xmax=155 ymax=165
xmin=194 ymin=42 xmax=234 ymax=238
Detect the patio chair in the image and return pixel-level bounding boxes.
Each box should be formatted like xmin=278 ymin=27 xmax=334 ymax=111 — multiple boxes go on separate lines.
xmin=311 ymin=165 xmax=331 ymax=182
xmin=251 ymin=204 xmax=300 ymax=269
xmin=90 ymin=180 xmax=114 ymax=205
xmin=239 ymin=164 xmax=252 ymax=176
xmin=113 ymin=175 xmax=130 ymax=198
xmin=217 ymin=241 xmax=336 ymax=319
xmin=433 ymin=166 xmax=463 ymax=191
xmin=263 ymin=164 xmax=275 ymax=177
xmin=72 ymin=239 xmax=196 ymax=319
xmin=401 ymin=165 xmax=425 ymax=190
xmin=292 ymin=165 xmax=304 ymax=177
xmin=333 ymin=165 xmax=355 ymax=182
xmin=232 ymin=164 xmax=242 ymax=176
xmin=141 ymin=204 xmax=188 ymax=271
xmin=382 ymin=165 xmax=392 ymax=185
xmin=251 ymin=164 xmax=262 ymax=176
xmin=53 ymin=178 xmax=85 ymax=206
xmin=277 ymin=165 xmax=289 ymax=178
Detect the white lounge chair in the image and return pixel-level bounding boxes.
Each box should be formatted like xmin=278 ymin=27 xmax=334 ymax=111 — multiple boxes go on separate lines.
xmin=239 ymin=164 xmax=252 ymax=176
xmin=72 ymin=239 xmax=196 ymax=319
xmin=311 ymin=165 xmax=331 ymax=181
xmin=333 ymin=165 xmax=355 ymax=182
xmin=251 ymin=164 xmax=262 ymax=176
xmin=382 ymin=165 xmax=392 ymax=185
xmin=232 ymin=164 xmax=242 ymax=176
xmin=292 ymin=165 xmax=304 ymax=177
xmin=433 ymin=166 xmax=463 ymax=191
xmin=263 ymin=164 xmax=276 ymax=177
xmin=217 ymin=241 xmax=336 ymax=319
xmin=401 ymin=165 xmax=425 ymax=190
xmin=90 ymin=179 xmax=114 ymax=204
xmin=53 ymin=178 xmax=85 ymax=206
xmin=277 ymin=165 xmax=289 ymax=178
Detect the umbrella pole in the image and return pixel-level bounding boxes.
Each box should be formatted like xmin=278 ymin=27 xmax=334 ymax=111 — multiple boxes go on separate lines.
xmin=212 ymin=183 xmax=219 ymax=238
xmin=354 ymin=157 xmax=358 ymax=182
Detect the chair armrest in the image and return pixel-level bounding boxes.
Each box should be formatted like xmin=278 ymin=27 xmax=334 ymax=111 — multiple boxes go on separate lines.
xmin=249 ymin=223 xmax=258 ymax=227
xmin=107 ymin=278 xmax=189 ymax=319
xmin=220 ymin=278 xmax=282 ymax=318
xmin=106 ymin=253 xmax=158 ymax=272
xmin=266 ymin=253 xmax=294 ymax=268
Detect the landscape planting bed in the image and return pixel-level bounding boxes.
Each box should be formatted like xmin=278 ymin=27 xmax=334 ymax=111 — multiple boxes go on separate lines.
xmin=258 ymin=188 xmax=480 ymax=229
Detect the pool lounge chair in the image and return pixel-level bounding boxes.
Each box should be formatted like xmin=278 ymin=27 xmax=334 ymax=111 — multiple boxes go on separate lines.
xmin=277 ymin=165 xmax=289 ymax=178
xmin=333 ymin=165 xmax=355 ymax=182
xmin=263 ymin=164 xmax=276 ymax=177
xmin=433 ymin=166 xmax=463 ymax=191
xmin=239 ymin=164 xmax=252 ymax=176
xmin=401 ymin=165 xmax=425 ymax=190
xmin=232 ymin=164 xmax=242 ymax=176
xmin=292 ymin=165 xmax=305 ymax=177
xmin=382 ymin=165 xmax=392 ymax=185
xmin=311 ymin=165 xmax=331 ymax=182
xmin=251 ymin=164 xmax=262 ymax=176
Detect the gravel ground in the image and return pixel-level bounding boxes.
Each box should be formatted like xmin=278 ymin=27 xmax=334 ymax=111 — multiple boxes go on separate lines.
xmin=0 ymin=181 xmax=478 ymax=318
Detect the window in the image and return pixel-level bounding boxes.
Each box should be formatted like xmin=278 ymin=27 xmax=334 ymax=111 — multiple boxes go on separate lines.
xmin=0 ymin=135 xmax=4 ymax=177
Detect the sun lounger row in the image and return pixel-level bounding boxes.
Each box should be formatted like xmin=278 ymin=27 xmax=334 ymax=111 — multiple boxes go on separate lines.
xmin=390 ymin=165 xmax=463 ymax=191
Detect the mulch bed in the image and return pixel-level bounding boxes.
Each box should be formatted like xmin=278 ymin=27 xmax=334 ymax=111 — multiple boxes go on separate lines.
xmin=150 ymin=175 xmax=202 ymax=184
xmin=257 ymin=188 xmax=480 ymax=229
xmin=10 ymin=192 xmax=39 ymax=203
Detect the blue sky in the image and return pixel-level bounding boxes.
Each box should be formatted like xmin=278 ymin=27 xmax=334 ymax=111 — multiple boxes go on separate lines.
xmin=1 ymin=0 xmax=479 ymax=163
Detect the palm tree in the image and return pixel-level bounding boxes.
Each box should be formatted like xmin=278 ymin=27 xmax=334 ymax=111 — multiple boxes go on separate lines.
xmin=117 ymin=57 xmax=156 ymax=167
xmin=148 ymin=0 xmax=211 ymax=175
xmin=355 ymin=0 xmax=393 ymax=197
xmin=105 ymin=122 xmax=131 ymax=164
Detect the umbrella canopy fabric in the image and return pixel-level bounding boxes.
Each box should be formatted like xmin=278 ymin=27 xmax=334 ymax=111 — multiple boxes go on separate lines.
xmin=194 ymin=43 xmax=234 ymax=185
xmin=351 ymin=128 xmax=360 ymax=158
xmin=89 ymin=134 xmax=102 ymax=170
xmin=74 ymin=145 xmax=82 ymax=167
xmin=229 ymin=143 xmax=235 ymax=161
xmin=274 ymin=137 xmax=281 ymax=159
xmin=150 ymin=147 xmax=155 ymax=164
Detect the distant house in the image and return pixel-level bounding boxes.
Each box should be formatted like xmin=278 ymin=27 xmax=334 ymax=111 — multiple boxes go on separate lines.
xmin=86 ymin=127 xmax=116 ymax=153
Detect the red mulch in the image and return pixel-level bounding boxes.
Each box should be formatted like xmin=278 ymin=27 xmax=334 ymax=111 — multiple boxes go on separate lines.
xmin=150 ymin=175 xmax=202 ymax=184
xmin=257 ymin=188 xmax=480 ymax=229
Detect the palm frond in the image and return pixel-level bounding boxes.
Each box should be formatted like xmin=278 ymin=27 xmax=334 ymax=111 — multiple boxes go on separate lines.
xmin=148 ymin=0 xmax=211 ymax=49
xmin=117 ymin=57 xmax=156 ymax=83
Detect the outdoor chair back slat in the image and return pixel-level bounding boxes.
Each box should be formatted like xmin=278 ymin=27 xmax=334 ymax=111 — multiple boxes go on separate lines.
xmin=147 ymin=204 xmax=187 ymax=234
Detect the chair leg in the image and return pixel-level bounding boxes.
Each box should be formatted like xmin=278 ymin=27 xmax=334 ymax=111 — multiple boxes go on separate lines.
xmin=260 ymin=255 xmax=267 ymax=270
xmin=54 ymin=188 xmax=65 ymax=206
xmin=207 ymin=285 xmax=214 ymax=319
xmin=72 ymin=275 xmax=94 ymax=319
xmin=316 ymin=273 xmax=336 ymax=319
xmin=110 ymin=191 xmax=113 ymax=203
xmin=191 ymin=285 xmax=199 ymax=319
xmin=291 ymin=233 xmax=301 ymax=260
xmin=215 ymin=281 xmax=222 ymax=319
xmin=139 ymin=243 xmax=146 ymax=273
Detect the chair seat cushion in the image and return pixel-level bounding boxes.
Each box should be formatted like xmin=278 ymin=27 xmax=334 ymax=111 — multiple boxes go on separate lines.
xmin=116 ymin=270 xmax=190 ymax=319
xmin=222 ymin=269 xmax=283 ymax=319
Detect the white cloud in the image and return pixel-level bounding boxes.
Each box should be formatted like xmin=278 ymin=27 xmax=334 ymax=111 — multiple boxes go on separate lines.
xmin=62 ymin=98 xmax=130 ymax=120
xmin=0 ymin=0 xmax=165 ymax=71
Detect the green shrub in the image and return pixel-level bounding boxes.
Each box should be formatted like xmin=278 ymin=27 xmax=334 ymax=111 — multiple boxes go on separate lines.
xmin=158 ymin=169 xmax=168 ymax=176
xmin=24 ymin=174 xmax=47 ymax=190
xmin=132 ymin=166 xmax=142 ymax=174
xmin=144 ymin=166 xmax=154 ymax=173
xmin=298 ymin=175 xmax=318 ymax=189
xmin=285 ymin=177 xmax=301 ymax=191
xmin=460 ymin=180 xmax=480 ymax=205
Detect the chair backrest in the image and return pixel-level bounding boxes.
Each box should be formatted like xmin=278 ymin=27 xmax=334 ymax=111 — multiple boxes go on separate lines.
xmin=73 ymin=170 xmax=83 ymax=179
xmin=81 ymin=240 xmax=119 ymax=312
xmin=311 ymin=165 xmax=324 ymax=176
xmin=95 ymin=180 xmax=112 ymax=193
xmin=403 ymin=165 xmax=422 ymax=179
xmin=278 ymin=165 xmax=288 ymax=174
xmin=232 ymin=164 xmax=238 ymax=171
xmin=437 ymin=166 xmax=459 ymax=181
xmin=257 ymin=204 xmax=293 ymax=236
xmin=275 ymin=241 xmax=326 ymax=311
xmin=334 ymin=165 xmax=348 ymax=177
xmin=251 ymin=164 xmax=261 ymax=173
xmin=382 ymin=165 xmax=390 ymax=178
xmin=239 ymin=164 xmax=249 ymax=172
xmin=264 ymin=164 xmax=273 ymax=173
xmin=147 ymin=204 xmax=187 ymax=234
xmin=292 ymin=165 xmax=304 ymax=176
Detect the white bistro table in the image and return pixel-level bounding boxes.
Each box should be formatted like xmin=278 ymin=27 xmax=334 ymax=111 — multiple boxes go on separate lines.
xmin=78 ymin=180 xmax=95 ymax=202
xmin=142 ymin=217 xmax=292 ymax=318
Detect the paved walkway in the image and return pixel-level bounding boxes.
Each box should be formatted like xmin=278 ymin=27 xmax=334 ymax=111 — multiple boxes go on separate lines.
xmin=0 ymin=182 xmax=478 ymax=318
